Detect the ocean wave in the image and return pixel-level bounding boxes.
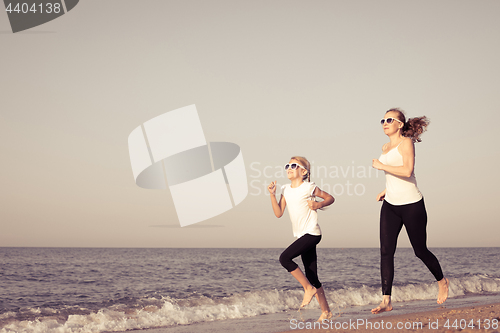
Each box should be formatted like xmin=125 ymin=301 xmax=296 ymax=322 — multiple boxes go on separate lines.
xmin=1 ymin=274 xmax=499 ymax=333
xmin=328 ymin=273 xmax=500 ymax=307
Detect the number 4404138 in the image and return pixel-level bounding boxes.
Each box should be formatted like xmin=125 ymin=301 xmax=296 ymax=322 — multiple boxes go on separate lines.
xmin=444 ymin=318 xmax=499 ymax=330
xmin=5 ymin=2 xmax=62 ymax=14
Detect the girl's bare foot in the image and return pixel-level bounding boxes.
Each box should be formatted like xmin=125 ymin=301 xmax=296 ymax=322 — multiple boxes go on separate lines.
xmin=371 ymin=295 xmax=392 ymax=314
xmin=437 ymin=277 xmax=449 ymax=304
xmin=301 ymin=286 xmax=317 ymax=307
xmin=317 ymin=311 xmax=333 ymax=322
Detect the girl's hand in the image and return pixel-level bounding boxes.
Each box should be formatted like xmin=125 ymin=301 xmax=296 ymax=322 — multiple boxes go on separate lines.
xmin=372 ymin=159 xmax=385 ymax=171
xmin=308 ymin=199 xmax=321 ymax=211
xmin=268 ymin=181 xmax=277 ymax=195
xmin=269 ymin=182 xmax=286 ymax=218
xmin=376 ymin=190 xmax=386 ymax=202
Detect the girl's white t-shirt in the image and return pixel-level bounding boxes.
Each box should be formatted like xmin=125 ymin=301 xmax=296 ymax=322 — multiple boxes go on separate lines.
xmin=281 ymin=181 xmax=321 ymax=238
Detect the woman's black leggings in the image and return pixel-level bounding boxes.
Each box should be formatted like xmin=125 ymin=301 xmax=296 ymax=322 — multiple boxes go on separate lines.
xmin=380 ymin=198 xmax=444 ymax=295
xmin=279 ymin=234 xmax=322 ymax=289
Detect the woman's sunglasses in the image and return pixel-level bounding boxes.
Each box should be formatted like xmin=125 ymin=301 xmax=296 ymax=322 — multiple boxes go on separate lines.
xmin=380 ymin=117 xmax=403 ymax=125
xmin=284 ymin=163 xmax=306 ymax=170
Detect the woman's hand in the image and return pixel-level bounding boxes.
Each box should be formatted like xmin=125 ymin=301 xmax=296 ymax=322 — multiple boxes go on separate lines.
xmin=268 ymin=181 xmax=277 ymax=195
xmin=376 ymin=189 xmax=386 ymax=202
xmin=372 ymin=159 xmax=385 ymax=171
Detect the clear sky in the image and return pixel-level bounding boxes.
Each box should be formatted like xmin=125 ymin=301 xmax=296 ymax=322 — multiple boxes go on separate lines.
xmin=1 ymin=0 xmax=499 ymax=248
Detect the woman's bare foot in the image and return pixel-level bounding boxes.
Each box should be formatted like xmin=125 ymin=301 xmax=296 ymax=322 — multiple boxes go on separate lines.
xmin=437 ymin=277 xmax=449 ymax=304
xmin=301 ymin=286 xmax=317 ymax=307
xmin=371 ymin=295 xmax=392 ymax=314
xmin=317 ymin=311 xmax=333 ymax=322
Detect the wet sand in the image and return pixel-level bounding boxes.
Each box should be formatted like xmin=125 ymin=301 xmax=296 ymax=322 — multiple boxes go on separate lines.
xmin=129 ymin=295 xmax=500 ymax=333
xmin=278 ymin=302 xmax=500 ymax=333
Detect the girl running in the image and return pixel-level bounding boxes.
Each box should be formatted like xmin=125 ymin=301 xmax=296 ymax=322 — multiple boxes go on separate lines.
xmin=268 ymin=156 xmax=334 ymax=322
xmin=371 ymin=108 xmax=449 ymax=314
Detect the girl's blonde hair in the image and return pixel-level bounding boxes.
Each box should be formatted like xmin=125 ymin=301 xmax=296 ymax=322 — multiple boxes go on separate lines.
xmin=290 ymin=156 xmax=311 ymax=182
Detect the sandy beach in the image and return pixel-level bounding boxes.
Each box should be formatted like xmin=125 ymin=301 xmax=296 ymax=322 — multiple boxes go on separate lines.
xmin=129 ymin=294 xmax=500 ymax=333
xmin=278 ymin=302 xmax=500 ymax=333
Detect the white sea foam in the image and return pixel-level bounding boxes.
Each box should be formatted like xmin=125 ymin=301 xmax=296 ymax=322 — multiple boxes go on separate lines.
xmin=1 ymin=274 xmax=499 ymax=333
xmin=326 ymin=274 xmax=500 ymax=308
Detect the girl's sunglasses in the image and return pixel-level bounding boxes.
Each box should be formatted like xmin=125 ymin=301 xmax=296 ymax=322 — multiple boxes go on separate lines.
xmin=380 ymin=117 xmax=403 ymax=125
xmin=284 ymin=163 xmax=306 ymax=170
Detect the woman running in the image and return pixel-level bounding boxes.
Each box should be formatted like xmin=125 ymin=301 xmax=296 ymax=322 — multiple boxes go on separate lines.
xmin=268 ymin=156 xmax=334 ymax=322
xmin=371 ymin=108 xmax=449 ymax=314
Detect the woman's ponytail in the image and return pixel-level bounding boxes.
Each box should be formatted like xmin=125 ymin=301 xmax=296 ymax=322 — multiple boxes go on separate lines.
xmin=402 ymin=116 xmax=430 ymax=143
xmin=386 ymin=108 xmax=430 ymax=143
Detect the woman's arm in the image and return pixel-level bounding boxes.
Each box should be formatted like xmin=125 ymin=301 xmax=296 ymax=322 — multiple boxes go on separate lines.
xmin=268 ymin=181 xmax=286 ymax=218
xmin=372 ymin=138 xmax=415 ymax=178
xmin=308 ymin=187 xmax=335 ymax=210
xmin=376 ymin=189 xmax=386 ymax=201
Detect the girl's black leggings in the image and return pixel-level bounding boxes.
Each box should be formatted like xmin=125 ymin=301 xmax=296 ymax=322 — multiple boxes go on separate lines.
xmin=380 ymin=198 xmax=444 ymax=295
xmin=279 ymin=234 xmax=322 ymax=289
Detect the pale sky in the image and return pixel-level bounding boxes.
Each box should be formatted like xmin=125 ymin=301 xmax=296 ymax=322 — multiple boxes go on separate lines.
xmin=1 ymin=0 xmax=499 ymax=248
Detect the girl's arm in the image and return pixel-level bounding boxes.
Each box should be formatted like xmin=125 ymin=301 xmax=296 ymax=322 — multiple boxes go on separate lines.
xmin=308 ymin=187 xmax=334 ymax=210
xmin=372 ymin=138 xmax=415 ymax=178
xmin=268 ymin=181 xmax=286 ymax=218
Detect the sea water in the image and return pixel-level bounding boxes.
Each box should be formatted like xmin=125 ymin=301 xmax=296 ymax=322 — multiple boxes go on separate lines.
xmin=0 ymin=247 xmax=499 ymax=333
